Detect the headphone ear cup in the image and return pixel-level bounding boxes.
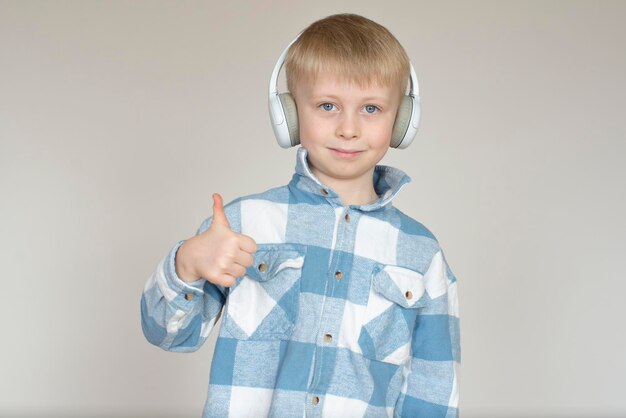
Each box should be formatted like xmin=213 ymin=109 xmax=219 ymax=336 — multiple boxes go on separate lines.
xmin=278 ymin=93 xmax=299 ymax=146
xmin=391 ymin=96 xmax=413 ymax=148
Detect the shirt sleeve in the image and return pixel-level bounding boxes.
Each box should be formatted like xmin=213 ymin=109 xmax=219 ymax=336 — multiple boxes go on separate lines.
xmin=140 ymin=212 xmax=231 ymax=353
xmin=395 ymin=248 xmax=461 ymax=417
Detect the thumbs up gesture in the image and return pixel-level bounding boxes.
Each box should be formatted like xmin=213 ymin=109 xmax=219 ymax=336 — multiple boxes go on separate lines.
xmin=175 ymin=193 xmax=257 ymax=287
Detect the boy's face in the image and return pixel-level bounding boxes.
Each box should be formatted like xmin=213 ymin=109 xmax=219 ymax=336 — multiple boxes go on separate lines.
xmin=293 ymin=73 xmax=402 ymax=187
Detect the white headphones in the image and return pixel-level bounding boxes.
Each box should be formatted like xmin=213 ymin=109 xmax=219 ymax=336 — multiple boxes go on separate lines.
xmin=268 ymin=33 xmax=421 ymax=149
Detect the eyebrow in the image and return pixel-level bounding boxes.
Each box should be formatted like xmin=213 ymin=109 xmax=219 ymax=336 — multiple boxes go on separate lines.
xmin=311 ymin=94 xmax=390 ymax=103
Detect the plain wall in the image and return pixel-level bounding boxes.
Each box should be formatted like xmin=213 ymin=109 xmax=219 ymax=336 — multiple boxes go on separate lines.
xmin=1 ymin=1 xmax=625 ymax=417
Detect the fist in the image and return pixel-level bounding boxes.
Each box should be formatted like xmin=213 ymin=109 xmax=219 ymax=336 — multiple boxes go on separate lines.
xmin=176 ymin=193 xmax=257 ymax=287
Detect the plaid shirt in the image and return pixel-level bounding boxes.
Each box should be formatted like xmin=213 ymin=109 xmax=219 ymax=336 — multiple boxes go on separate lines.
xmin=141 ymin=146 xmax=460 ymax=418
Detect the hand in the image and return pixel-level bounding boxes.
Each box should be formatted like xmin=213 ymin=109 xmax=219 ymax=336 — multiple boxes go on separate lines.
xmin=175 ymin=193 xmax=257 ymax=287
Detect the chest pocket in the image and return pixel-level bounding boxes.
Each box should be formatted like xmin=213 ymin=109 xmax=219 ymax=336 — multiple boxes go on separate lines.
xmin=223 ymin=243 xmax=307 ymax=340
xmin=358 ymin=263 xmax=428 ymax=365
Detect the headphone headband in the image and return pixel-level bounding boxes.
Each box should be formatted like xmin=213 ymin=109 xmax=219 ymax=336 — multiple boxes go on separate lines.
xmin=269 ymin=33 xmax=302 ymax=98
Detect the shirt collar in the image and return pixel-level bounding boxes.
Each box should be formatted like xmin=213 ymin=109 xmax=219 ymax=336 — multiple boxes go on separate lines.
xmin=288 ymin=146 xmax=412 ymax=212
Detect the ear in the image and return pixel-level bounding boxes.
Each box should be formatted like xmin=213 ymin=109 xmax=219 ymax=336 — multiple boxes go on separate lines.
xmin=279 ymin=92 xmax=300 ymax=146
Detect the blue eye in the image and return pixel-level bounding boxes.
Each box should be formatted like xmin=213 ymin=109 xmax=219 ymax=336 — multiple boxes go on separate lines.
xmin=321 ymin=103 xmax=335 ymax=111
xmin=364 ymin=105 xmax=379 ymax=114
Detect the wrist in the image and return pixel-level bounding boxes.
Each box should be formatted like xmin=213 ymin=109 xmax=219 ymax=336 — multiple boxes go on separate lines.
xmin=175 ymin=240 xmax=200 ymax=282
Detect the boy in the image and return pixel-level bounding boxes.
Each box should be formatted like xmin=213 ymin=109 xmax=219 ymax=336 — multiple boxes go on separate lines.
xmin=141 ymin=13 xmax=460 ymax=418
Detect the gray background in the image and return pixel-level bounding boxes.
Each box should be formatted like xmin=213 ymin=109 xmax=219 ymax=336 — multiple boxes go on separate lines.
xmin=1 ymin=1 xmax=624 ymax=417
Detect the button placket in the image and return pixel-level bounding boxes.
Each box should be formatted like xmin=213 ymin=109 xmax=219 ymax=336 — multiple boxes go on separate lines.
xmin=309 ymin=206 xmax=352 ymax=404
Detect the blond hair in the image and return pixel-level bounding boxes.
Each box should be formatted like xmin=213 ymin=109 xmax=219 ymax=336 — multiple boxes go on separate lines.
xmin=285 ymin=13 xmax=410 ymax=97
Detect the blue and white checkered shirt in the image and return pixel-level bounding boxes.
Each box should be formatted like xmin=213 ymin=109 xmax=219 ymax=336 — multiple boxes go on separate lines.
xmin=141 ymin=146 xmax=460 ymax=417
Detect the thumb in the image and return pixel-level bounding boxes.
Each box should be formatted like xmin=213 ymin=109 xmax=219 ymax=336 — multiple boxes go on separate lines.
xmin=211 ymin=193 xmax=231 ymax=229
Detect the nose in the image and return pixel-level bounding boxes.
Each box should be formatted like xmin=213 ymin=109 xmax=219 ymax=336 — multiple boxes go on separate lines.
xmin=336 ymin=112 xmax=360 ymax=139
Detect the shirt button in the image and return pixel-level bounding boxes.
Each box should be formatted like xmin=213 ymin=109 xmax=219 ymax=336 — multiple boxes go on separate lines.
xmin=324 ymin=333 xmax=333 ymax=343
xmin=320 ymin=188 xmax=329 ymax=195
xmin=258 ymin=262 xmax=267 ymax=272
xmin=405 ymin=290 xmax=413 ymax=300
xmin=335 ymin=271 xmax=343 ymax=280
xmin=184 ymin=293 xmax=193 ymax=301
xmin=344 ymin=213 xmax=350 ymax=222
xmin=312 ymin=395 xmax=320 ymax=405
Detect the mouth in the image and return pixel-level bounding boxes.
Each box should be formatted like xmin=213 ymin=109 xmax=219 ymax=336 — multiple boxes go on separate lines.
xmin=329 ymin=147 xmax=363 ymax=159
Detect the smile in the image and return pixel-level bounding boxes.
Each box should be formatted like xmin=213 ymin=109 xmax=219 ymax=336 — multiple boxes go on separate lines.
xmin=329 ymin=148 xmax=363 ymax=159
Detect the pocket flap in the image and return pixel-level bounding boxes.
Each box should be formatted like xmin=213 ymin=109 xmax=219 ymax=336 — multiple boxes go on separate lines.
xmin=245 ymin=243 xmax=306 ymax=282
xmin=372 ymin=263 xmax=427 ymax=308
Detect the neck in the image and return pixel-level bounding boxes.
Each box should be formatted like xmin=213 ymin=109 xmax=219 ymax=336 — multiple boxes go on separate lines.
xmin=312 ymin=167 xmax=379 ymax=206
